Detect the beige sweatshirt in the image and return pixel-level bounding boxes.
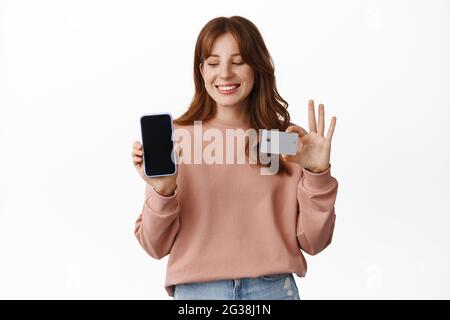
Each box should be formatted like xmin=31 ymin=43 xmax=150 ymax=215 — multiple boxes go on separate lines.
xmin=134 ymin=118 xmax=338 ymax=297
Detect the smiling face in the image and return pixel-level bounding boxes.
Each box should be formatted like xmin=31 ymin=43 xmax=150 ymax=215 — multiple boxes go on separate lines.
xmin=200 ymin=32 xmax=255 ymax=111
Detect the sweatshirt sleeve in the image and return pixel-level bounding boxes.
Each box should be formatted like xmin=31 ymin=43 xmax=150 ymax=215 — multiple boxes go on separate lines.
xmin=296 ymin=164 xmax=338 ymax=255
xmin=134 ymin=184 xmax=181 ymax=260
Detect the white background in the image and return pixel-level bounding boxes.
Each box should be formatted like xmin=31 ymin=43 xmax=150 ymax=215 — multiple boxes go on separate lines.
xmin=1 ymin=0 xmax=449 ymax=299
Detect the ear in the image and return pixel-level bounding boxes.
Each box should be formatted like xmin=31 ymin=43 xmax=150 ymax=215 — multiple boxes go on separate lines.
xmin=199 ymin=62 xmax=204 ymax=79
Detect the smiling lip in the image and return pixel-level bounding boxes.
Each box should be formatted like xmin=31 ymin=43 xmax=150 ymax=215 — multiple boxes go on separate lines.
xmin=216 ymin=83 xmax=241 ymax=94
xmin=215 ymin=83 xmax=240 ymax=87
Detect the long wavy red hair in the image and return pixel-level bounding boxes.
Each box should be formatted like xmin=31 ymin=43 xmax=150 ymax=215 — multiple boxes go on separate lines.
xmin=174 ymin=16 xmax=292 ymax=175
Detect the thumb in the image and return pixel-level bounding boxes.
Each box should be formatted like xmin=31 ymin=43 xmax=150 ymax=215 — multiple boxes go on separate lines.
xmin=173 ymin=143 xmax=183 ymax=165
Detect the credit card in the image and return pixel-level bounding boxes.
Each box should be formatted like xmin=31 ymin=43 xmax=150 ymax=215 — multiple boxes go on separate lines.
xmin=260 ymin=129 xmax=298 ymax=155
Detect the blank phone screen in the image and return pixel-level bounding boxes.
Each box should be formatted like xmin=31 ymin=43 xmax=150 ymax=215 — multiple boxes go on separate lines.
xmin=140 ymin=114 xmax=176 ymax=177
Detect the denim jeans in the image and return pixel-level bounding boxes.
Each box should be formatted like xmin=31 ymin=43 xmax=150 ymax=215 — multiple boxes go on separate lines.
xmin=173 ymin=273 xmax=300 ymax=300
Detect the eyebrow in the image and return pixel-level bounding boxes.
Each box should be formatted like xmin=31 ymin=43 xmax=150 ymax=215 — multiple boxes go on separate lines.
xmin=208 ymin=53 xmax=242 ymax=57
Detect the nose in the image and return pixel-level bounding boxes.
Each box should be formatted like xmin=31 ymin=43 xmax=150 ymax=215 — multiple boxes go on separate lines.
xmin=219 ymin=63 xmax=233 ymax=79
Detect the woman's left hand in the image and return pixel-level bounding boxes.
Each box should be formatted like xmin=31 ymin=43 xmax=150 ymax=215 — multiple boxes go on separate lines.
xmin=282 ymin=99 xmax=336 ymax=173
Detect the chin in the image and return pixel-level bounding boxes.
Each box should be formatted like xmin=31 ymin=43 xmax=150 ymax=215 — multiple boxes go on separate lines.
xmin=217 ymin=100 xmax=242 ymax=108
xmin=215 ymin=95 xmax=245 ymax=104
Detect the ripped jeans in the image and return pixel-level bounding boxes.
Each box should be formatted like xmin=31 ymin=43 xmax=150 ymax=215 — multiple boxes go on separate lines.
xmin=173 ymin=273 xmax=300 ymax=300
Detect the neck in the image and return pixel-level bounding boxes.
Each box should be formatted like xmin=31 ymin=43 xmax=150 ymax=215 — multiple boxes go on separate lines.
xmin=214 ymin=102 xmax=250 ymax=124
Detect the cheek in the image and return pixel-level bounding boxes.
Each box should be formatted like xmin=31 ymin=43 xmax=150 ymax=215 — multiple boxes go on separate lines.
xmin=241 ymin=68 xmax=254 ymax=86
xmin=202 ymin=72 xmax=211 ymax=82
xmin=202 ymin=68 xmax=214 ymax=82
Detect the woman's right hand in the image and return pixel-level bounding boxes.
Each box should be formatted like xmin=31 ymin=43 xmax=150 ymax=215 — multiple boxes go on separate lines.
xmin=132 ymin=141 xmax=178 ymax=197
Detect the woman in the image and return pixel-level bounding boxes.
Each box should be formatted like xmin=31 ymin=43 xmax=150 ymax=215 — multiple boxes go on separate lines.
xmin=132 ymin=16 xmax=338 ymax=300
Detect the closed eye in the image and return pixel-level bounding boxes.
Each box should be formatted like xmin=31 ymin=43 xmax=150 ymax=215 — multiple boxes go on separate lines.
xmin=207 ymin=62 xmax=244 ymax=66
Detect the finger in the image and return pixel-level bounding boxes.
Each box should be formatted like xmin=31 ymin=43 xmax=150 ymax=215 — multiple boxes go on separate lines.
xmin=173 ymin=141 xmax=181 ymax=153
xmin=133 ymin=159 xmax=143 ymax=169
xmin=133 ymin=149 xmax=143 ymax=156
xmin=318 ymin=104 xmax=324 ymax=136
xmin=308 ymin=100 xmax=317 ymax=133
xmin=133 ymin=156 xmax=142 ymax=162
xmin=325 ymin=116 xmax=337 ymax=141
xmin=282 ymin=154 xmax=294 ymax=160
xmin=173 ymin=143 xmax=183 ymax=160
xmin=133 ymin=160 xmax=143 ymax=172
xmin=133 ymin=141 xmax=143 ymax=149
xmin=286 ymin=125 xmax=307 ymax=137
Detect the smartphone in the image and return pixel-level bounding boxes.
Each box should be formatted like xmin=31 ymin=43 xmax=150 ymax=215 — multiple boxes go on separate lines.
xmin=140 ymin=113 xmax=177 ymax=177
xmin=260 ymin=129 xmax=298 ymax=155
